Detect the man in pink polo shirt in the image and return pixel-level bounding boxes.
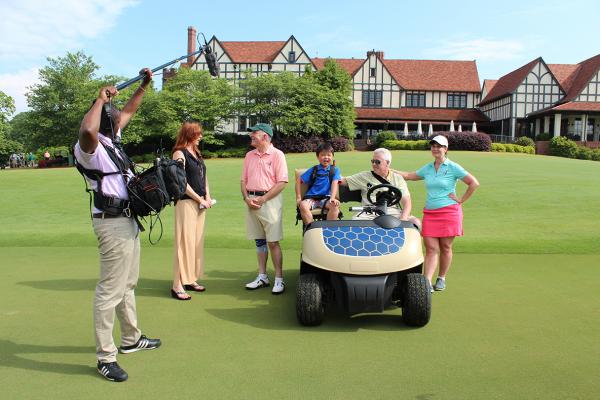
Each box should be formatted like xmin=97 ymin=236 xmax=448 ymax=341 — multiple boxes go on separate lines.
xmin=241 ymin=123 xmax=288 ymax=294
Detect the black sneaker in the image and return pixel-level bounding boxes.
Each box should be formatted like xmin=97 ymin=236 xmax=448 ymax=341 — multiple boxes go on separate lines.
xmin=119 ymin=334 xmax=161 ymax=354
xmin=97 ymin=361 xmax=128 ymax=382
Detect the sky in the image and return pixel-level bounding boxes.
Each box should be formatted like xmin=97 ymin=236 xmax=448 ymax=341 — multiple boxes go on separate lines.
xmin=1 ymin=0 xmax=599 ymax=115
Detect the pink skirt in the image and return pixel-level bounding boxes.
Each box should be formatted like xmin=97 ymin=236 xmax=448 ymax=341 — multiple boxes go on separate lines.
xmin=421 ymin=204 xmax=463 ymax=238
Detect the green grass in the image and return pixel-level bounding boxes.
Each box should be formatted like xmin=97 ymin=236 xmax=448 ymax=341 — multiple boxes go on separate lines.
xmin=1 ymin=151 xmax=599 ymax=399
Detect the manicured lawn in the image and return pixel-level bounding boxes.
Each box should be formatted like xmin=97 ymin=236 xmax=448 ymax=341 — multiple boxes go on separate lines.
xmin=1 ymin=151 xmax=599 ymax=399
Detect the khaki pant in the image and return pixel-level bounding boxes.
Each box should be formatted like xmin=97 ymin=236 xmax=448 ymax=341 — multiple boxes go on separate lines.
xmin=173 ymin=199 xmax=206 ymax=284
xmin=92 ymin=217 xmax=141 ymax=363
xmin=245 ymin=193 xmax=283 ymax=242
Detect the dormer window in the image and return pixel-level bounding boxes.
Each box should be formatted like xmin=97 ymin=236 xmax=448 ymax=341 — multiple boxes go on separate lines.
xmin=289 ymin=51 xmax=296 ymax=63
xmin=370 ymin=67 xmax=376 ymax=77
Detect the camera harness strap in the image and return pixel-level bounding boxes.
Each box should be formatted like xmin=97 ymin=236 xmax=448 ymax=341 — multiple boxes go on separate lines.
xmin=75 ymin=140 xmax=133 ymax=215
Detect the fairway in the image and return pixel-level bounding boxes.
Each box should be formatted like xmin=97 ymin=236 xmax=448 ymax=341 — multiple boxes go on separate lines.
xmin=1 ymin=151 xmax=599 ymax=399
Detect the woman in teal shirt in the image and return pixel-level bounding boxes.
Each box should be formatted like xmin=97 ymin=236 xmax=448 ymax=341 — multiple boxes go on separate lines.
xmin=398 ymin=135 xmax=479 ymax=292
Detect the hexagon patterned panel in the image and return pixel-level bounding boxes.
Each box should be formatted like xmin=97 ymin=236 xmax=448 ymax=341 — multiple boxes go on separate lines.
xmin=321 ymin=226 xmax=405 ymax=257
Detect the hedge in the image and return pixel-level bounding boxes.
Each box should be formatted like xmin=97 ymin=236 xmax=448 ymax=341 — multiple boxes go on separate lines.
xmin=549 ymin=136 xmax=600 ymax=162
xmin=272 ymin=135 xmax=351 ymax=153
xmin=382 ymin=139 xmax=429 ymax=150
xmin=492 ymin=143 xmax=534 ymax=154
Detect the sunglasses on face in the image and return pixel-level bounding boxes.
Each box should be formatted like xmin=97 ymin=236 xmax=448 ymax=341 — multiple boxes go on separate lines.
xmin=371 ymin=159 xmax=383 ymax=165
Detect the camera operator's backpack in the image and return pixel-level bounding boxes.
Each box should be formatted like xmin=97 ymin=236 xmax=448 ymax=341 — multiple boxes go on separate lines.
xmin=126 ymin=156 xmax=187 ymax=216
xmin=75 ymin=141 xmax=187 ymax=242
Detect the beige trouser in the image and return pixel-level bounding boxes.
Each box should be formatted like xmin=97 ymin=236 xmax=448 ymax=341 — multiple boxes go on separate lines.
xmin=245 ymin=193 xmax=283 ymax=242
xmin=173 ymin=199 xmax=206 ymax=284
xmin=92 ymin=217 xmax=141 ymax=363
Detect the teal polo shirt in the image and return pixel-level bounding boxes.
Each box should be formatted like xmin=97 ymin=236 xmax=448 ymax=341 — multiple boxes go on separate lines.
xmin=416 ymin=158 xmax=468 ymax=210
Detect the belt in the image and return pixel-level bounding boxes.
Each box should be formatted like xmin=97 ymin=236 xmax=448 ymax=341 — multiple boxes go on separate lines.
xmin=247 ymin=190 xmax=267 ymax=196
xmin=93 ymin=212 xmax=131 ymax=219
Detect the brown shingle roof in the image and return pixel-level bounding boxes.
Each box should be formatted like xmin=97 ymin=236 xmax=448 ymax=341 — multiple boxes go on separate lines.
xmin=313 ymin=57 xmax=481 ymax=92
xmin=383 ymin=60 xmax=481 ymax=92
xmin=219 ymin=41 xmax=285 ymax=63
xmin=560 ymin=53 xmax=600 ymax=102
xmin=355 ymin=107 xmax=488 ymax=123
xmin=481 ymin=79 xmax=498 ymax=102
xmin=552 ymin=101 xmax=600 ymax=112
xmin=312 ymin=58 xmax=365 ymax=76
xmin=478 ymin=57 xmax=542 ymax=106
xmin=547 ymin=64 xmax=579 ymax=92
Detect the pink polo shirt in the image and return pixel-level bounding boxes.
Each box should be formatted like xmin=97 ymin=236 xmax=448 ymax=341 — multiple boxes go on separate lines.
xmin=242 ymin=145 xmax=288 ymax=191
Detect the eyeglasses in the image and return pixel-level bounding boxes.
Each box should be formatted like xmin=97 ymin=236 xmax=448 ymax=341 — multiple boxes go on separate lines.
xmin=371 ymin=159 xmax=382 ymax=165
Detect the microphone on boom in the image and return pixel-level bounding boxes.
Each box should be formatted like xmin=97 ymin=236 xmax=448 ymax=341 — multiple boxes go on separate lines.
xmin=204 ymin=44 xmax=220 ymax=77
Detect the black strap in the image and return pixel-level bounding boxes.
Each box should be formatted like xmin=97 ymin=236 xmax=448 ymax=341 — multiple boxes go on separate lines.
xmin=371 ymin=171 xmax=391 ymax=185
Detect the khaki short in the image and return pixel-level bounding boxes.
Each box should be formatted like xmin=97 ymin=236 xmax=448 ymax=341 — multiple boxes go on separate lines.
xmin=246 ymin=193 xmax=284 ymax=242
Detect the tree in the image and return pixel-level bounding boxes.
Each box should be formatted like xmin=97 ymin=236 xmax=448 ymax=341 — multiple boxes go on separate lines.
xmin=25 ymin=51 xmax=108 ymax=149
xmin=312 ymin=59 xmax=356 ymax=138
xmin=6 ymin=111 xmax=37 ymax=151
xmin=0 ymin=91 xmax=15 ymax=135
xmin=237 ymin=71 xmax=296 ymax=128
xmin=160 ymin=68 xmax=236 ymax=132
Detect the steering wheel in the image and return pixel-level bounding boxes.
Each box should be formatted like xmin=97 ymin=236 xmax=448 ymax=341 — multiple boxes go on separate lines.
xmin=366 ymin=184 xmax=402 ymax=207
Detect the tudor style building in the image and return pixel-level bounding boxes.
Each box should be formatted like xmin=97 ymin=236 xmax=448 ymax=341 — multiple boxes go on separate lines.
xmin=312 ymin=51 xmax=487 ymax=139
xmin=478 ymin=54 xmax=600 ymax=141
xmin=184 ymin=27 xmax=488 ymax=137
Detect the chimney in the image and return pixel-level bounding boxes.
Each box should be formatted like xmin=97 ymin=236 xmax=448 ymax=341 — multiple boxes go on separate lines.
xmin=187 ymin=26 xmax=197 ymax=66
xmin=367 ymin=50 xmax=384 ymax=59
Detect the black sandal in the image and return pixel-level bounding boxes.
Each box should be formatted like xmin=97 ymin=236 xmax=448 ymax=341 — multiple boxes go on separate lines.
xmin=170 ymin=289 xmax=191 ymax=300
xmin=184 ymin=283 xmax=206 ymax=292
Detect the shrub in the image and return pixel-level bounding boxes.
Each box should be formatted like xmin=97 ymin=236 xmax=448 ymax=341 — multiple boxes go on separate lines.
xmin=515 ymin=136 xmax=535 ymax=147
xmin=429 ymin=131 xmax=491 ymax=151
xmin=504 ymin=144 xmax=515 ymax=153
xmin=381 ymin=139 xmax=429 ymax=151
xmin=591 ymin=149 xmax=600 ymax=161
xmin=272 ymin=135 xmax=350 ymax=153
xmin=329 ymin=136 xmax=352 ymax=152
xmin=491 ymin=143 xmax=506 ymax=152
xmin=373 ymin=131 xmax=397 ymax=148
xmin=131 ymin=153 xmax=157 ymax=163
xmin=36 ymin=146 xmax=70 ymax=160
xmin=550 ymin=136 xmax=578 ymax=158
xmin=201 ymin=150 xmax=217 ymax=159
xmin=523 ymin=146 xmax=535 ymax=154
xmin=535 ymin=132 xmax=550 ymax=141
xmin=575 ymin=147 xmax=593 ymax=160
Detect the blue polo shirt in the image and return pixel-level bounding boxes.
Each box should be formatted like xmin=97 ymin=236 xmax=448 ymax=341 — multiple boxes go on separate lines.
xmin=416 ymin=158 xmax=468 ymax=210
xmin=301 ymin=165 xmax=342 ymax=198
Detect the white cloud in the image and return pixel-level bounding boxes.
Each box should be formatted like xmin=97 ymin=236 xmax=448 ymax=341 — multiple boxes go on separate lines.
xmin=0 ymin=68 xmax=40 ymax=115
xmin=0 ymin=0 xmax=138 ymax=63
xmin=0 ymin=0 xmax=138 ymax=115
xmin=423 ymin=38 xmax=526 ymax=62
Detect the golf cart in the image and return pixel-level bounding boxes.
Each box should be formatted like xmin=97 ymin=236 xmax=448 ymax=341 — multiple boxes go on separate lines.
xmin=296 ymin=182 xmax=431 ymax=327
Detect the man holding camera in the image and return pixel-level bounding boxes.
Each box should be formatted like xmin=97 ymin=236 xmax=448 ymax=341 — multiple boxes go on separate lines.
xmin=75 ymin=68 xmax=161 ymax=383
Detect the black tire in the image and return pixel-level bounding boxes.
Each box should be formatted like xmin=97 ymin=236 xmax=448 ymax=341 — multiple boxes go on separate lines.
xmin=402 ymin=273 xmax=431 ymax=327
xmin=296 ymin=273 xmax=325 ymax=326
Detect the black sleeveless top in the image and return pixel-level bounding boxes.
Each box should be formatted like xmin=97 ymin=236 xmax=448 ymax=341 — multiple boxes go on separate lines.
xmin=181 ymin=149 xmax=206 ymax=199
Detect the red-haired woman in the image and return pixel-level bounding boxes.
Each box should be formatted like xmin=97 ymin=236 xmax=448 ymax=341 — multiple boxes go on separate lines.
xmin=171 ymin=121 xmax=212 ymax=300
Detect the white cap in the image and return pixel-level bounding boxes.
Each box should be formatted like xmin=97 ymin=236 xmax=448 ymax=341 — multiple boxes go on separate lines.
xmin=430 ymin=135 xmax=449 ymax=147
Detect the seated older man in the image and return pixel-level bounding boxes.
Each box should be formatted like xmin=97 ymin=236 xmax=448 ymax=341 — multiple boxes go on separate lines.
xmin=340 ymin=148 xmax=421 ymax=227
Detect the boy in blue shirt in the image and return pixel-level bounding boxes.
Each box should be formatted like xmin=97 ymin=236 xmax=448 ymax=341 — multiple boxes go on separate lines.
xmin=295 ymin=143 xmax=341 ymax=225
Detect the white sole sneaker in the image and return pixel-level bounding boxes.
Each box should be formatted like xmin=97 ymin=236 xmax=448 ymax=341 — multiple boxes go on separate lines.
xmin=272 ymin=282 xmax=285 ymax=295
xmin=245 ymin=278 xmax=270 ymax=290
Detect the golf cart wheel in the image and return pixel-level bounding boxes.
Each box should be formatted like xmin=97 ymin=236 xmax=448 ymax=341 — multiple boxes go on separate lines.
xmin=402 ymin=273 xmax=431 ymax=327
xmin=296 ymin=273 xmax=325 ymax=326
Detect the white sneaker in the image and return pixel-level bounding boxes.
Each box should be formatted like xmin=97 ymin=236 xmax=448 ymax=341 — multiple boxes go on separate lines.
xmin=272 ymin=279 xmax=285 ymax=295
xmin=245 ymin=276 xmax=270 ymax=290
